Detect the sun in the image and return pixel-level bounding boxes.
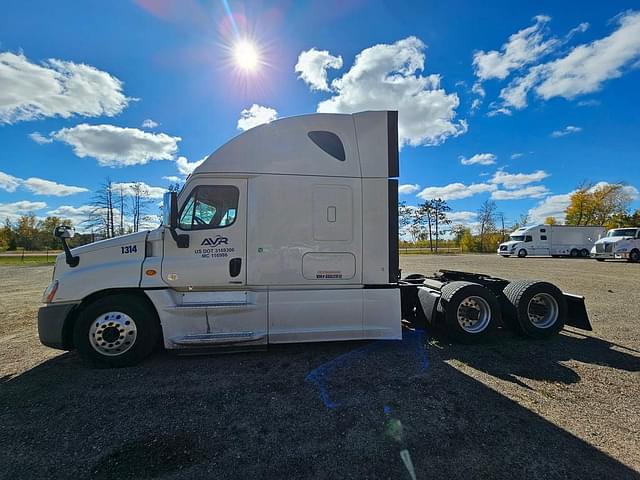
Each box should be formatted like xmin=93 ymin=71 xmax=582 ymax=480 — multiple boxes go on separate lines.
xmin=233 ymin=40 xmax=260 ymax=72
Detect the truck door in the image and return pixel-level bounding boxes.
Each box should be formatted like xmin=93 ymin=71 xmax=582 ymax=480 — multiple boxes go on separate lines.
xmin=162 ymin=179 xmax=247 ymax=288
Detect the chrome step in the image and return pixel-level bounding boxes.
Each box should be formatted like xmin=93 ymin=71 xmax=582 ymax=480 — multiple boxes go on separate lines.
xmin=171 ymin=331 xmax=265 ymax=346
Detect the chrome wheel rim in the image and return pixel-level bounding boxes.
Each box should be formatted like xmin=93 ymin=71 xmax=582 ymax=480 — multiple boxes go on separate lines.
xmin=527 ymin=293 xmax=559 ymax=329
xmin=89 ymin=311 xmax=137 ymax=356
xmin=456 ymin=296 xmax=491 ymax=333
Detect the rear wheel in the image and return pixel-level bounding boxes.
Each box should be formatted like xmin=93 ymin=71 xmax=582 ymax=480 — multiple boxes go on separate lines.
xmin=74 ymin=294 xmax=160 ymax=367
xmin=503 ymin=281 xmax=566 ymax=339
xmin=439 ymin=281 xmax=500 ymax=343
xmin=580 ymin=248 xmax=590 ymax=258
xmin=629 ymin=249 xmax=640 ymax=263
xmin=517 ymin=249 xmax=527 ymax=258
xmin=570 ymin=248 xmax=579 ymax=258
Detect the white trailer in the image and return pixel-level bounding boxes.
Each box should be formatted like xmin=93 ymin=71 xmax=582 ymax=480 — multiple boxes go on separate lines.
xmin=498 ymin=224 xmax=605 ymax=258
xmin=38 ymin=111 xmax=592 ymax=367
xmin=591 ymin=227 xmax=640 ymax=262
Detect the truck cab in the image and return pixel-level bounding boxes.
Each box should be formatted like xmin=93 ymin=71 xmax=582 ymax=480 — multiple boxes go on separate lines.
xmin=498 ymin=225 xmax=549 ymax=257
xmin=38 ymin=111 xmax=403 ymax=366
xmin=591 ymin=227 xmax=640 ymax=262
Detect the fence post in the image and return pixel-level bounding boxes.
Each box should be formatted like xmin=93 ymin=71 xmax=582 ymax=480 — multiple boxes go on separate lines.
xmin=21 ymin=247 xmax=25 ymax=262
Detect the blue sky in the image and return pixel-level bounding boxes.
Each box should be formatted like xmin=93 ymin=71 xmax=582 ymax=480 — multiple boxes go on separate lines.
xmin=1 ymin=0 xmax=639 ymax=230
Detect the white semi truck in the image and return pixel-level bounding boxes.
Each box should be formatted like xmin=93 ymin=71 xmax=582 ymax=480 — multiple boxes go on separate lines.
xmin=498 ymin=224 xmax=605 ymax=258
xmin=38 ymin=111 xmax=592 ymax=367
xmin=591 ymin=227 xmax=640 ymax=262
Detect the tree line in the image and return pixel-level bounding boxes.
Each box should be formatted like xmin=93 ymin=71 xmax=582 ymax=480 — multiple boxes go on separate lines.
xmin=400 ymin=182 xmax=639 ymax=253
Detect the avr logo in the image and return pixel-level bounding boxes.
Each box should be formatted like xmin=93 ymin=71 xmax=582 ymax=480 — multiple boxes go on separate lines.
xmin=201 ymin=236 xmax=229 ymax=247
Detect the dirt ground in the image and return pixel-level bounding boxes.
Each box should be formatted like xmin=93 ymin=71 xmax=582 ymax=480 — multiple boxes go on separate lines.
xmin=0 ymin=255 xmax=639 ymax=479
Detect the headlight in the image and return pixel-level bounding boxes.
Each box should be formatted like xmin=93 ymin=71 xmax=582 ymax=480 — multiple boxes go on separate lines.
xmin=42 ymin=280 xmax=59 ymax=303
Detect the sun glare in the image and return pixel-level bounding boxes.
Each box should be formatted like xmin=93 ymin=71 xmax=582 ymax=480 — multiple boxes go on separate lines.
xmin=233 ymin=40 xmax=260 ymax=72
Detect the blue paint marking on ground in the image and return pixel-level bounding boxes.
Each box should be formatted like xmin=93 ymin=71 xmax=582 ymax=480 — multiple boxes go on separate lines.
xmin=305 ymin=329 xmax=430 ymax=409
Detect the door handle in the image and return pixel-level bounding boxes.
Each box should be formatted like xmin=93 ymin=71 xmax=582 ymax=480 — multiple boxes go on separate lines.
xmin=229 ymin=257 xmax=242 ymax=277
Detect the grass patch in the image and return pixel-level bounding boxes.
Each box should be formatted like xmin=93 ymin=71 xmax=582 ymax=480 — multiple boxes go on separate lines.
xmin=0 ymin=255 xmax=56 ymax=266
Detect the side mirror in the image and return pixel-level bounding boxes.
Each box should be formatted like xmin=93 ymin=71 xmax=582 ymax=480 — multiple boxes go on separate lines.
xmin=54 ymin=225 xmax=75 ymax=239
xmin=163 ymin=191 xmax=189 ymax=248
xmin=53 ymin=225 xmax=79 ymax=267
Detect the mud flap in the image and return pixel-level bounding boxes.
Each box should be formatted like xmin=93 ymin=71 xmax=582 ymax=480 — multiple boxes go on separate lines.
xmin=417 ymin=287 xmax=440 ymax=325
xmin=563 ymin=293 xmax=592 ymax=331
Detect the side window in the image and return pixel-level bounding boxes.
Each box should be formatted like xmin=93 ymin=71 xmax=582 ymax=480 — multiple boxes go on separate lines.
xmin=525 ymin=235 xmax=533 ymax=242
xmin=178 ymin=185 xmax=239 ymax=230
xmin=541 ymin=235 xmax=547 ymax=240
xmin=540 ymin=228 xmax=546 ymax=233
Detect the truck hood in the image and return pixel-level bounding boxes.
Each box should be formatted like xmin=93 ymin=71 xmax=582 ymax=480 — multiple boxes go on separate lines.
xmin=500 ymin=241 xmax=521 ymax=248
xmin=594 ymin=236 xmax=631 ymax=245
xmin=70 ymin=231 xmax=150 ymax=255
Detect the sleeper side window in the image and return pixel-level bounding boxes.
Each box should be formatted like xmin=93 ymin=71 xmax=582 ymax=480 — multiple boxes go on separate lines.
xmin=541 ymin=235 xmax=547 ymax=240
xmin=178 ymin=185 xmax=239 ymax=230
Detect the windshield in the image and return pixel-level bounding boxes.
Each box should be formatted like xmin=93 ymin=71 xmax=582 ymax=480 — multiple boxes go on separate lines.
xmin=510 ymin=235 xmax=525 ymax=241
xmin=606 ymin=229 xmax=638 ymax=238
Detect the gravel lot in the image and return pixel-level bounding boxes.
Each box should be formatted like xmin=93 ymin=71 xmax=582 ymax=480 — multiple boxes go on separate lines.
xmin=0 ymin=255 xmax=639 ymax=479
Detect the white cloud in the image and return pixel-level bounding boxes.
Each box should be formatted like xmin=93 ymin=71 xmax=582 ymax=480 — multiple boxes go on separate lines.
xmin=0 ymin=170 xmax=87 ymax=196
xmin=0 ymin=200 xmax=47 ymax=221
xmin=536 ymin=11 xmax=640 ymax=100
xmin=460 ymin=153 xmax=496 ymax=165
xmin=528 ymin=192 xmax=573 ymax=223
xmin=417 ymin=182 xmax=496 ymax=201
xmin=398 ymin=183 xmax=420 ymax=194
xmin=471 ymin=82 xmax=486 ymax=97
xmin=295 ymin=48 xmax=343 ymax=91
xmin=22 ymin=177 xmax=88 ymax=196
xmin=175 ymin=155 xmax=206 ymax=175
xmin=112 ymin=182 xmax=167 ymax=199
xmin=566 ymin=22 xmax=590 ymax=40
xmin=487 ymin=106 xmax=513 ymax=117
xmin=500 ymin=11 xmax=640 ymax=109
xmin=490 ymin=169 xmax=549 ymax=188
xmin=473 ymin=15 xmax=556 ymax=81
xmin=550 ymin=125 xmax=582 ymax=137
xmin=589 ymin=181 xmax=639 ymax=199
xmin=315 ymin=37 xmax=468 ymax=147
xmin=577 ymin=99 xmax=600 ymax=107
xmin=492 ymin=185 xmax=550 ymax=200
xmin=0 ymin=51 xmax=130 ymax=124
xmin=162 ymin=175 xmax=183 ymax=183
xmin=47 ymin=204 xmax=94 ymax=226
xmin=52 ymin=124 xmax=180 ymax=167
xmin=29 ymin=132 xmax=53 ymax=144
xmin=141 ymin=118 xmax=159 ymax=128
xmin=510 ymin=152 xmax=524 ymax=159
xmin=449 ymin=211 xmax=477 ymax=223
xmin=0 ymin=171 xmax=21 ymax=192
xmin=237 ymin=104 xmax=278 ymax=131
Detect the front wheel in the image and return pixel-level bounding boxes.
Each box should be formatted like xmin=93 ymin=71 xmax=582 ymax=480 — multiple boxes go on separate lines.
xmin=503 ymin=281 xmax=566 ymax=339
xmin=73 ymin=294 xmax=160 ymax=367
xmin=517 ymin=249 xmax=527 ymax=258
xmin=439 ymin=281 xmax=500 ymax=343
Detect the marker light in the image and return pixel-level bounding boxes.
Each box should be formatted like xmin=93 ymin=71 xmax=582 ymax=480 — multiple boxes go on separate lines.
xmin=43 ymin=280 xmax=59 ymax=304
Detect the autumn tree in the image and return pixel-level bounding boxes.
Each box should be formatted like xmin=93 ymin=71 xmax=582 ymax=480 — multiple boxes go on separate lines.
xmin=565 ymin=182 xmax=633 ymax=227
xmin=545 ymin=216 xmax=558 ymax=225
xmin=477 ymin=200 xmax=497 ymax=252
xmin=15 ymin=214 xmax=39 ymax=250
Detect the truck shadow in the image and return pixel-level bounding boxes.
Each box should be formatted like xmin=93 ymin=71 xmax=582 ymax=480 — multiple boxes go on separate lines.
xmin=434 ymin=328 xmax=640 ymax=386
xmin=1 ymin=331 xmax=638 ymax=479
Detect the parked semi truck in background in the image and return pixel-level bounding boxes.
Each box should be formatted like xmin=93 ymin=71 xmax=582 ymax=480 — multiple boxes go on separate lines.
xmin=591 ymin=227 xmax=640 ymax=262
xmin=498 ymin=224 xmax=605 ymax=258
xmin=38 ymin=111 xmax=592 ymax=367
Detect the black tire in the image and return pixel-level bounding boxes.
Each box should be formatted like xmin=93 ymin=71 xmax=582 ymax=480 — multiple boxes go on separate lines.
xmin=500 ymin=255 xmax=510 ymax=258
xmin=74 ymin=294 xmax=160 ymax=367
xmin=439 ymin=281 xmax=500 ymax=343
xmin=570 ymin=248 xmax=579 ymax=258
xmin=517 ymin=249 xmax=527 ymax=258
xmin=580 ymin=249 xmax=590 ymax=258
xmin=596 ymin=258 xmax=605 ymax=262
xmin=502 ymin=281 xmax=566 ymax=339
xmin=628 ymin=249 xmax=640 ymax=263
